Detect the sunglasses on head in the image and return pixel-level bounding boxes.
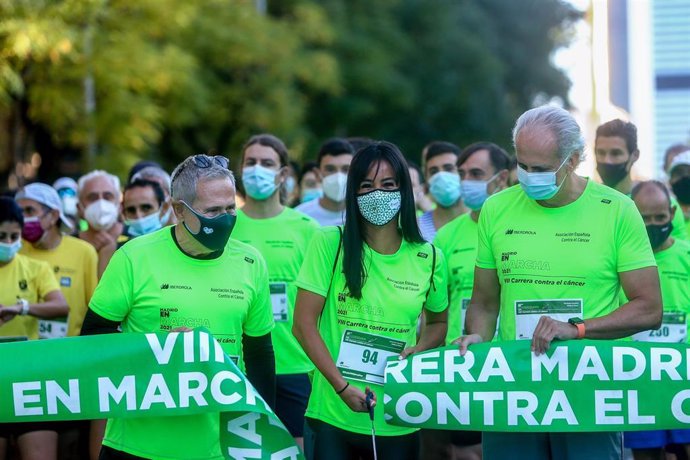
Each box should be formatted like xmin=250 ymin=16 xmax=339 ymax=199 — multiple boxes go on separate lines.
xmin=172 ymin=155 xmax=229 ymax=182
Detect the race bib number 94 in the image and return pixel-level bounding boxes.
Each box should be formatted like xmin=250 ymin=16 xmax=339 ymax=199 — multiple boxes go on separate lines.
xmin=336 ymin=330 xmax=406 ymax=385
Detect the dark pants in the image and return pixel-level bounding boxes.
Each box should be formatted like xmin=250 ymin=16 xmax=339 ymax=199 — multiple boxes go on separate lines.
xmin=304 ymin=417 xmax=420 ymax=460
xmin=99 ymin=445 xmax=148 ymax=460
xmin=276 ymin=373 xmax=312 ymax=437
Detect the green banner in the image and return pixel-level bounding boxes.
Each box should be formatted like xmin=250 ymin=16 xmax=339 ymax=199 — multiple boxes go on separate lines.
xmin=384 ymin=340 xmax=690 ymax=432
xmin=0 ymin=330 xmax=302 ymax=459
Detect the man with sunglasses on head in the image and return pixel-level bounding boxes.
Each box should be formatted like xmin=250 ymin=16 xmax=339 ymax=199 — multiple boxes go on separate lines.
xmin=81 ymin=154 xmax=276 ymax=460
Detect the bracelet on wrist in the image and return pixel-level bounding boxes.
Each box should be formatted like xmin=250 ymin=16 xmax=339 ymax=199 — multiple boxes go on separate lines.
xmin=17 ymin=299 xmax=29 ymax=316
xmin=336 ymin=382 xmax=349 ymax=395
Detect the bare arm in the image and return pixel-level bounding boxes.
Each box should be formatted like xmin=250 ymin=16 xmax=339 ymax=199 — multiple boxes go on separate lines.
xmin=455 ymin=267 xmax=501 ymax=355
xmin=292 ymin=288 xmax=370 ymax=413
xmin=531 ymin=266 xmax=662 ymax=354
xmin=585 ymin=266 xmax=662 ymax=337
xmin=401 ymin=308 xmax=447 ymax=358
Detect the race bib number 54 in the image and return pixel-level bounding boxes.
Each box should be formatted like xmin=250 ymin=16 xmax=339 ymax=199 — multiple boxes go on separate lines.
xmin=336 ymin=330 xmax=406 ymax=385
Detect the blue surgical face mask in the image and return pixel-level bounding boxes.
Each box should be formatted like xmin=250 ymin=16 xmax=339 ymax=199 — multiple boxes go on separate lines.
xmin=284 ymin=176 xmax=296 ymax=195
xmin=429 ymin=171 xmax=462 ymax=208
xmin=301 ymin=188 xmax=323 ymax=203
xmin=461 ymin=173 xmax=500 ymax=211
xmin=517 ymin=155 xmax=571 ymax=201
xmin=242 ymin=165 xmax=279 ymax=200
xmin=0 ymin=240 xmax=22 ymax=263
xmin=125 ymin=211 xmax=163 ymax=237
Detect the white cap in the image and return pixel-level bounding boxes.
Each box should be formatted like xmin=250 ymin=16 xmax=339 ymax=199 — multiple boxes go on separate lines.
xmin=15 ymin=183 xmax=74 ymax=230
xmin=53 ymin=177 xmax=78 ymax=193
xmin=668 ymin=151 xmax=690 ymax=174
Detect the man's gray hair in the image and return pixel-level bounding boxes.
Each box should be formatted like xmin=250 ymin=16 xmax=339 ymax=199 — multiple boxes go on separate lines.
xmin=512 ymin=105 xmax=585 ymax=161
xmin=78 ymin=170 xmax=121 ymax=200
xmin=171 ymin=155 xmax=235 ymax=204
xmin=132 ymin=166 xmax=172 ymax=196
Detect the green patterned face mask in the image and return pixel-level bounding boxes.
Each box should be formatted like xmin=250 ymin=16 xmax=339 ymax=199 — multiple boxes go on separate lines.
xmin=356 ymin=189 xmax=401 ymax=226
xmin=181 ymin=201 xmax=236 ymax=251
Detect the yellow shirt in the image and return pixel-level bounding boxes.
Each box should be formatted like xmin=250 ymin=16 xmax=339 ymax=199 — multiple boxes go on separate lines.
xmin=0 ymin=253 xmax=60 ymax=339
xmin=21 ymin=236 xmax=98 ymax=337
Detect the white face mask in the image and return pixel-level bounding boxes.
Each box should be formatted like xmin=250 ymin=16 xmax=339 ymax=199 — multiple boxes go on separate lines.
xmin=84 ymin=199 xmax=119 ymax=231
xmin=322 ymin=172 xmax=348 ymax=202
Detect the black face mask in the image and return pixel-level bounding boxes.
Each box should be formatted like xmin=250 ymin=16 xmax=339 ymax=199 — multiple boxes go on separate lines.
xmin=597 ymin=162 xmax=629 ymax=188
xmin=672 ymin=177 xmax=690 ymax=205
xmin=646 ymin=221 xmax=673 ymax=250
xmin=181 ymin=202 xmax=236 ymax=251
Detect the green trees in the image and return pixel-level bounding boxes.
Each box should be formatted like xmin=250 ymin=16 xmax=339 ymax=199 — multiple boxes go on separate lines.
xmin=0 ymin=0 xmax=578 ymax=186
xmin=304 ymin=0 xmax=579 ymax=158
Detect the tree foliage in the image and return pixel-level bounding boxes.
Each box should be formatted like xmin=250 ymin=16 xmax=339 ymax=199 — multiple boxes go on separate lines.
xmin=0 ymin=0 xmax=578 ymax=186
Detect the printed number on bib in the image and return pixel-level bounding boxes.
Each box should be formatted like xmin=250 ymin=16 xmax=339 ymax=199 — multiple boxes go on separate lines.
xmin=515 ymin=299 xmax=583 ymax=340
xmin=270 ymin=282 xmax=288 ymax=322
xmin=336 ymin=330 xmax=406 ymax=385
xmin=632 ymin=311 xmax=687 ymax=343
xmin=38 ymin=319 xmax=68 ymax=339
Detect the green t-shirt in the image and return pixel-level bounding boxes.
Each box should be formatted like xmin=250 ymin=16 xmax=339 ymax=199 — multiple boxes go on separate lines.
xmin=434 ymin=213 xmax=478 ymax=343
xmin=296 ymin=227 xmax=448 ymax=436
xmin=90 ymin=226 xmax=274 ymax=460
xmin=477 ymin=180 xmax=656 ymax=342
xmin=233 ymin=207 xmax=319 ymax=374
xmin=629 ymin=239 xmax=690 ymax=343
xmin=670 ymin=196 xmax=687 ymax=240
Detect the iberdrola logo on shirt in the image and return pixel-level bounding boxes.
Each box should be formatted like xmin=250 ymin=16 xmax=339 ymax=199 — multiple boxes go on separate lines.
xmin=505 ymin=229 xmax=536 ymax=236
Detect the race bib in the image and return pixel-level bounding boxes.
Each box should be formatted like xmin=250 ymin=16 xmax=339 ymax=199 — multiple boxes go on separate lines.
xmin=632 ymin=311 xmax=687 ymax=343
xmin=460 ymin=298 xmax=470 ymax=335
xmin=38 ymin=319 xmax=68 ymax=339
xmin=270 ymin=283 xmax=288 ymax=322
xmin=514 ymin=299 xmax=583 ymax=340
xmin=336 ymin=330 xmax=406 ymax=385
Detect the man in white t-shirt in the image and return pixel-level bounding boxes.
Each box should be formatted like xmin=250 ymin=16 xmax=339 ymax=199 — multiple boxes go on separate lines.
xmin=296 ymin=138 xmax=354 ymax=226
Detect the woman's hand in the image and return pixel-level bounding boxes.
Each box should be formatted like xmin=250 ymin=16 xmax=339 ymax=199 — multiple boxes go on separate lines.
xmin=339 ymin=384 xmax=376 ymax=413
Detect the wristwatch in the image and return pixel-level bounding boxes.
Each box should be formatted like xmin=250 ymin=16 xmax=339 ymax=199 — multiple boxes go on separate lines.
xmin=17 ymin=298 xmax=30 ymax=316
xmin=568 ymin=317 xmax=585 ymax=339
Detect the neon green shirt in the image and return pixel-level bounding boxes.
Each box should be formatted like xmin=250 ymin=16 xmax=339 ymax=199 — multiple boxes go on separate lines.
xmin=90 ymin=226 xmax=274 ymax=460
xmin=296 ymin=226 xmax=448 ymax=436
xmin=477 ymin=180 xmax=656 ymax=342
xmin=434 ymin=213 xmax=477 ymax=343
xmin=628 ymin=239 xmax=690 ymax=343
xmin=233 ymin=207 xmax=318 ymax=374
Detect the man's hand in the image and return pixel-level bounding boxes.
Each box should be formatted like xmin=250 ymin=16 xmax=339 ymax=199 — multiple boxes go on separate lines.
xmin=453 ymin=333 xmax=484 ymax=356
xmin=92 ymin=231 xmax=116 ymax=251
xmin=531 ymin=316 xmax=578 ymax=356
xmin=399 ymin=346 xmax=418 ymax=360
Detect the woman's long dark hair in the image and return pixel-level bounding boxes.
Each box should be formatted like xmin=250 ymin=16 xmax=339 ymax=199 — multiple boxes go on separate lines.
xmin=343 ymin=141 xmax=424 ymax=299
